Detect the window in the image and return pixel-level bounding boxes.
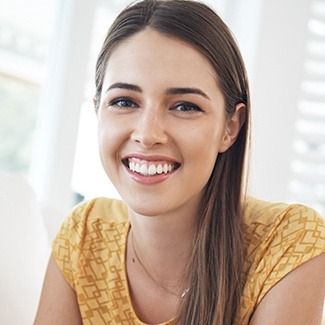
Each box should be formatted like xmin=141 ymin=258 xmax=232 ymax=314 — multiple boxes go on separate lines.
xmin=288 ymin=0 xmax=325 ymax=215
xmin=0 ymin=0 xmax=57 ymax=174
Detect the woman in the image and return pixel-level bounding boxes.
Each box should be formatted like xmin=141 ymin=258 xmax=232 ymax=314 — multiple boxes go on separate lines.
xmin=35 ymin=0 xmax=325 ymax=324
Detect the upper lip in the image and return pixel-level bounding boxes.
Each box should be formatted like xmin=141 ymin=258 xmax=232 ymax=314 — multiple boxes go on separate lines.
xmin=121 ymin=153 xmax=180 ymax=163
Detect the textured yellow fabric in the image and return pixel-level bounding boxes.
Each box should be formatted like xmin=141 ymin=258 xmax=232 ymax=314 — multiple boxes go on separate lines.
xmin=52 ymin=197 xmax=325 ymax=325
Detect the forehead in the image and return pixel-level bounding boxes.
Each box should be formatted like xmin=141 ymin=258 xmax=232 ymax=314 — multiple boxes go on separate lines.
xmin=105 ymin=28 xmax=218 ymax=88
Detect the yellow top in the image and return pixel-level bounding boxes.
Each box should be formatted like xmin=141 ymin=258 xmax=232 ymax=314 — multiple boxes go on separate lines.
xmin=52 ymin=197 xmax=325 ymax=324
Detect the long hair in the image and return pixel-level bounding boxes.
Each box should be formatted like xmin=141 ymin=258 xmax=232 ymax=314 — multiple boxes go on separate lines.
xmin=94 ymin=1 xmax=250 ymax=323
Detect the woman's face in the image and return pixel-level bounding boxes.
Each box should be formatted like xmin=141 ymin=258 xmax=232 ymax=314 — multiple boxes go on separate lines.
xmin=97 ymin=28 xmax=231 ymax=217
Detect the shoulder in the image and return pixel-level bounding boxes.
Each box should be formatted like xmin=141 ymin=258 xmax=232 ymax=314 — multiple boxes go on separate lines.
xmin=239 ymin=197 xmax=324 ymax=321
xmin=241 ymin=197 xmax=324 ymax=314
xmin=243 ymin=196 xmax=324 ymax=265
xmin=52 ymin=197 xmax=129 ymax=289
xmin=70 ymin=197 xmax=129 ymax=223
xmin=244 ymin=196 xmax=324 ymax=243
xmin=55 ymin=197 xmax=129 ymax=247
xmin=59 ymin=197 xmax=129 ymax=234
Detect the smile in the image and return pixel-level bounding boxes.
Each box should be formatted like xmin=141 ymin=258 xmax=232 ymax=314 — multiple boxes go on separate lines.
xmin=123 ymin=158 xmax=181 ymax=176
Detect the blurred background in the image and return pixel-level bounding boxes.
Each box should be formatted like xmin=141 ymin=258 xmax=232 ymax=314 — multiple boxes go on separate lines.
xmin=0 ymin=0 xmax=324 ymax=323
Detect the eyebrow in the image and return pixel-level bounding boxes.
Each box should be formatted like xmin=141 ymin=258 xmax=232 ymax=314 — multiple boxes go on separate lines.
xmin=106 ymin=82 xmax=210 ymax=100
xmin=106 ymin=82 xmax=142 ymax=93
xmin=165 ymin=87 xmax=211 ymax=100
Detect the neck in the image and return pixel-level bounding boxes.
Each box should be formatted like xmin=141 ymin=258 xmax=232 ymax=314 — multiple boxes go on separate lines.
xmin=127 ymin=202 xmax=198 ymax=288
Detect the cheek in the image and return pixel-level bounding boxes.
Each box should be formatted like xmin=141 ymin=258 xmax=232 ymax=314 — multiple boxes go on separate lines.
xmin=182 ymin=125 xmax=224 ymax=160
xmin=97 ymin=117 xmax=124 ymax=162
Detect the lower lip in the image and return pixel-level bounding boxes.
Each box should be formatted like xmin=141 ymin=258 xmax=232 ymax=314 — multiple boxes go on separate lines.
xmin=125 ymin=167 xmax=176 ymax=185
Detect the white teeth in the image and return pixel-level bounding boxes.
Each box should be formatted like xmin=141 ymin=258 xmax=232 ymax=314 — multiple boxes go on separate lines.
xmin=156 ymin=164 xmax=163 ymax=174
xmin=140 ymin=164 xmax=148 ymax=175
xmin=148 ymin=164 xmax=156 ymax=175
xmin=128 ymin=159 xmax=177 ymax=176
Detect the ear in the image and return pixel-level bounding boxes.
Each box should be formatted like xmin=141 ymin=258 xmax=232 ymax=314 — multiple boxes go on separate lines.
xmin=219 ymin=103 xmax=246 ymax=153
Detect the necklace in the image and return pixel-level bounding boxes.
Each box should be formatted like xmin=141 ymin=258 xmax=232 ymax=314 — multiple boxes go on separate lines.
xmin=131 ymin=231 xmax=191 ymax=299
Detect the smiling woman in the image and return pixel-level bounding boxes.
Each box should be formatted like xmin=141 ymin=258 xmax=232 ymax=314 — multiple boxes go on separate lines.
xmin=34 ymin=1 xmax=325 ymax=325
xmin=96 ymin=28 xmax=237 ymax=218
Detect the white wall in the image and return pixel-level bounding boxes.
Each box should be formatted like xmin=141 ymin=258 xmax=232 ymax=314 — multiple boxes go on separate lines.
xmin=248 ymin=0 xmax=312 ymax=201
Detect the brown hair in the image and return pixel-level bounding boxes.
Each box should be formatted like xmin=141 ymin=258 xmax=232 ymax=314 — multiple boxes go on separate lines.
xmin=94 ymin=1 xmax=250 ymax=324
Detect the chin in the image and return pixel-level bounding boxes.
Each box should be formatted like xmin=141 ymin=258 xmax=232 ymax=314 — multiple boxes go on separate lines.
xmin=119 ymin=193 xmax=173 ymax=218
xmin=126 ymin=201 xmax=169 ymax=218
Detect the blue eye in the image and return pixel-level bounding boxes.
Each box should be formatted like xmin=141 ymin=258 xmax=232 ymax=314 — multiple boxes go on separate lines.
xmin=172 ymin=102 xmax=202 ymax=113
xmin=109 ymin=98 xmax=138 ymax=108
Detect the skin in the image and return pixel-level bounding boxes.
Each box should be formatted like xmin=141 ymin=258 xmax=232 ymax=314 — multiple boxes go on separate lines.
xmin=34 ymin=29 xmax=325 ymax=324
xmin=34 ymin=256 xmax=82 ymax=325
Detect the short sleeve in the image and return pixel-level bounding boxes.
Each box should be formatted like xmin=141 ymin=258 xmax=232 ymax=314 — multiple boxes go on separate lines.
xmin=248 ymin=204 xmax=325 ymax=306
xmin=52 ymin=201 xmax=91 ymax=290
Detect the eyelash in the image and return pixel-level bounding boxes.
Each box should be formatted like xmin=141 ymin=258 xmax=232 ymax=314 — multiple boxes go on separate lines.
xmin=108 ymin=98 xmax=203 ymax=114
xmin=171 ymin=102 xmax=203 ymax=114
xmin=109 ymin=98 xmax=139 ymax=109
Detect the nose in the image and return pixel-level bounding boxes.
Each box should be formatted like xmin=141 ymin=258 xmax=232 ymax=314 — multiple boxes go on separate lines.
xmin=130 ymin=108 xmax=168 ymax=147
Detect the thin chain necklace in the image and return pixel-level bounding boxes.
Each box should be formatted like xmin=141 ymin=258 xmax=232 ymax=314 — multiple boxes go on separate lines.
xmin=131 ymin=231 xmax=190 ymax=299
